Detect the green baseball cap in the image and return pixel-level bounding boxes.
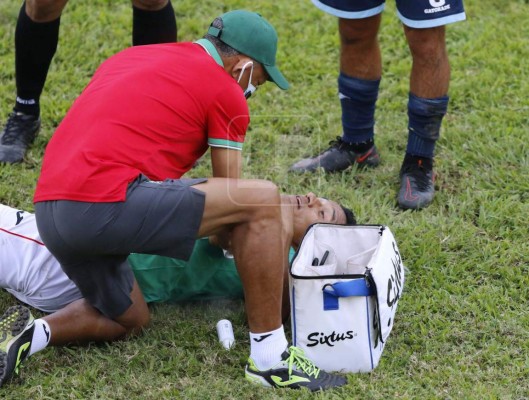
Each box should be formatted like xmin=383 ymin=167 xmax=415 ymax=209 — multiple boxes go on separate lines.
xmin=207 ymin=10 xmax=289 ymax=90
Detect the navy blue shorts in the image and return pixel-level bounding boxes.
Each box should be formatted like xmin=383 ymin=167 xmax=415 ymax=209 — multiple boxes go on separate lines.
xmin=312 ymin=0 xmax=466 ymax=28
xmin=35 ymin=175 xmax=206 ymax=318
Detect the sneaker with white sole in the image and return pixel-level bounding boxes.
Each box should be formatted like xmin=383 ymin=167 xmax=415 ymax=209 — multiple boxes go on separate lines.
xmin=245 ymin=346 xmax=347 ymax=391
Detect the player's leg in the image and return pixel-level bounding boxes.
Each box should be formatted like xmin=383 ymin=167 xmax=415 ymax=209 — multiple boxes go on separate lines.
xmin=131 ymin=0 xmax=177 ymax=45
xmin=43 ymin=279 xmax=148 ymax=346
xmin=339 ymin=15 xmax=382 ymax=80
xmin=396 ymin=0 xmax=466 ymax=209
xmin=118 ymin=176 xmax=289 ymax=333
xmin=405 ymin=25 xmax=449 ymax=98
xmin=193 ymin=178 xmax=347 ymax=390
xmin=0 ymin=279 xmax=147 ymax=387
xmin=34 ymin=199 xmax=152 ymax=334
xmin=195 ymin=178 xmax=286 ymax=333
xmin=25 ymin=0 xmax=68 ymax=21
xmin=336 ymin=15 xmax=382 ymax=159
xmin=67 ymin=175 xmax=292 ymax=380
xmin=0 ymin=0 xmax=68 ymax=164
xmin=290 ymin=0 xmax=383 ymax=173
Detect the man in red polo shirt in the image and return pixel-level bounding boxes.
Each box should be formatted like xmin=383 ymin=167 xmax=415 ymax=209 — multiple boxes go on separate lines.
xmin=35 ymin=14 xmax=272 ymax=198
xmin=24 ymin=10 xmax=347 ymax=392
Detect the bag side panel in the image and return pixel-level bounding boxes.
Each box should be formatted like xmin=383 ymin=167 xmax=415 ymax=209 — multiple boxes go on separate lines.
xmin=291 ymin=277 xmax=379 ymax=372
xmin=368 ymin=228 xmax=405 ymax=343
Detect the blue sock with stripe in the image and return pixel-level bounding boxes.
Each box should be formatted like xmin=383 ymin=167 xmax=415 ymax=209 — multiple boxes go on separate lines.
xmin=406 ymin=93 xmax=449 ymax=158
xmin=338 ymin=73 xmax=380 ymax=147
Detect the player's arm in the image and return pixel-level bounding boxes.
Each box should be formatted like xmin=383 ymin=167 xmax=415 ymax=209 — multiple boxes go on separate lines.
xmin=208 ymin=149 xmax=239 ymax=248
xmin=207 ymin=84 xmax=249 ymax=179
xmin=211 ymin=147 xmax=242 ymax=178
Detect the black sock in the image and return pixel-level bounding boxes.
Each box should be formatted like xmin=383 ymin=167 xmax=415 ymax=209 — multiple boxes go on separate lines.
xmin=132 ymin=1 xmax=177 ymax=45
xmin=344 ymin=138 xmax=374 ymax=153
xmin=403 ymin=153 xmax=433 ymax=170
xmin=14 ymin=4 xmax=60 ymax=116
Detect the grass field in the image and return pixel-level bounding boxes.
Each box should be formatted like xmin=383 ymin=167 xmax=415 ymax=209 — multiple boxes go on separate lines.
xmin=1 ymin=0 xmax=528 ymax=398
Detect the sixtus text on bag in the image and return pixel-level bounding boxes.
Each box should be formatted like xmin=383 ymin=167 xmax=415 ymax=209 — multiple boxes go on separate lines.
xmin=306 ymin=330 xmax=358 ymax=347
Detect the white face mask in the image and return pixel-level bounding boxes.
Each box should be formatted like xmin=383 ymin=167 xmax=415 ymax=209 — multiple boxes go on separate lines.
xmin=237 ymin=61 xmax=256 ymax=99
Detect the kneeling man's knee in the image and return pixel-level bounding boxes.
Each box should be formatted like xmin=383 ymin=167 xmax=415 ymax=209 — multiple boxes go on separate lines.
xmin=124 ymin=312 xmax=150 ymax=336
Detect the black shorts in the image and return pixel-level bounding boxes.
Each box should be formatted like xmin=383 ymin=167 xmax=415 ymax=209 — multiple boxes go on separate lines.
xmin=312 ymin=0 xmax=466 ymax=28
xmin=35 ymin=175 xmax=206 ymax=318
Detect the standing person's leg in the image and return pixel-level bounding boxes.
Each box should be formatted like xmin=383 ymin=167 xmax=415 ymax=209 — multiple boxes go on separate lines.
xmin=398 ymin=25 xmax=449 ymax=210
xmin=406 ymin=26 xmax=450 ymax=99
xmin=15 ymin=0 xmax=67 ymax=116
xmin=396 ymin=0 xmax=465 ymax=209
xmin=0 ymin=0 xmax=68 ymax=164
xmin=131 ymin=0 xmax=177 ymax=45
xmin=290 ymin=2 xmax=383 ymax=173
xmin=336 ymin=16 xmax=382 ymax=158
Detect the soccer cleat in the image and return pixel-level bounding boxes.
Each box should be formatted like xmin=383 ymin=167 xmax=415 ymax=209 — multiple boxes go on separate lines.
xmin=245 ymin=346 xmax=347 ymax=391
xmin=0 ymin=305 xmax=35 ymax=387
xmin=397 ymin=155 xmax=435 ymax=210
xmin=0 ymin=111 xmax=41 ymax=163
xmin=289 ymin=136 xmax=380 ymax=173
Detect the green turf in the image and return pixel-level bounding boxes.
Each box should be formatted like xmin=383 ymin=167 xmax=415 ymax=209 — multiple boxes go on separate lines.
xmin=1 ymin=0 xmax=528 ymax=398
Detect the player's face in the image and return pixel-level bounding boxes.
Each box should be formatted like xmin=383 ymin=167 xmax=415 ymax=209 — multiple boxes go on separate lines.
xmin=289 ymin=193 xmax=346 ymax=239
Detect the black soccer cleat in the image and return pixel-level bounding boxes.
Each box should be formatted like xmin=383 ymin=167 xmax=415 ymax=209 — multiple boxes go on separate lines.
xmin=398 ymin=155 xmax=435 ymax=210
xmin=0 ymin=111 xmax=41 ymax=163
xmin=289 ymin=136 xmax=380 ymax=173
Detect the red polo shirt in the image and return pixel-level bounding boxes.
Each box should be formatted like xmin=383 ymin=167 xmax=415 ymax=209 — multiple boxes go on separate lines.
xmin=34 ymin=42 xmax=249 ymax=203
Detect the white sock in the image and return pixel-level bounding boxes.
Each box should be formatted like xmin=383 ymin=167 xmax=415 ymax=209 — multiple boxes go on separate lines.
xmin=28 ymin=319 xmax=51 ymax=357
xmin=249 ymin=325 xmax=288 ymax=370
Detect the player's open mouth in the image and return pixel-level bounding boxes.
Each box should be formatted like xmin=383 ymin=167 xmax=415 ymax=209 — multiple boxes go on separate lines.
xmin=296 ymin=196 xmax=301 ymax=209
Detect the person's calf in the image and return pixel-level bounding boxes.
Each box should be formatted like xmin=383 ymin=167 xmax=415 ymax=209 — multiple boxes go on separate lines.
xmin=132 ymin=0 xmax=169 ymax=11
xmin=26 ymin=0 xmax=68 ymax=22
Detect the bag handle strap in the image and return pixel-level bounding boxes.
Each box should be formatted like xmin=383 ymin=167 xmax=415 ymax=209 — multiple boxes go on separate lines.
xmin=322 ymin=279 xmax=374 ymax=311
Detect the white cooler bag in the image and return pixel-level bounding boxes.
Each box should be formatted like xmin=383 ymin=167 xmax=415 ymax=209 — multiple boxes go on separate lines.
xmin=289 ymin=224 xmax=405 ymax=373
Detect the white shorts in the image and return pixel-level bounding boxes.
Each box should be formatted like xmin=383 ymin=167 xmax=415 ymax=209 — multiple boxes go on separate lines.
xmin=0 ymin=204 xmax=82 ymax=313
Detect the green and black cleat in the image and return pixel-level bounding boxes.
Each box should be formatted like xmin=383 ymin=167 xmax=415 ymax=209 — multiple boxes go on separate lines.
xmin=245 ymin=346 xmax=347 ymax=391
xmin=0 ymin=305 xmax=35 ymax=387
